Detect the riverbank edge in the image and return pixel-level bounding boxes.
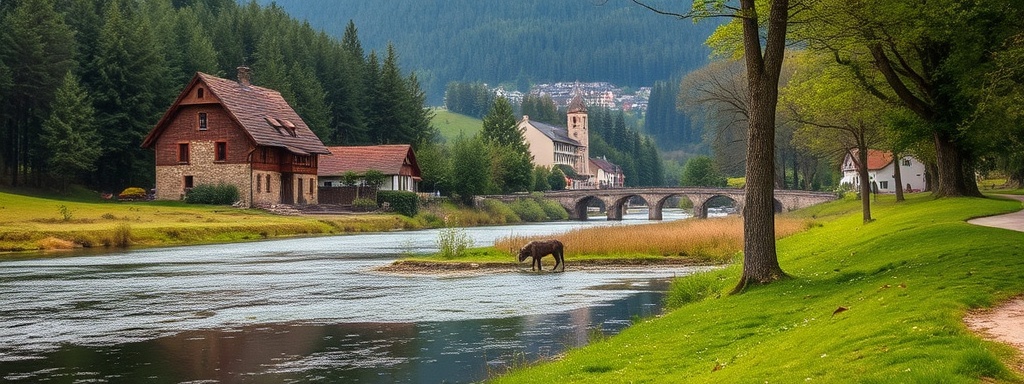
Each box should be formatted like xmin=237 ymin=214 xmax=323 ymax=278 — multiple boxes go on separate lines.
xmin=373 ymin=257 xmax=720 ymax=276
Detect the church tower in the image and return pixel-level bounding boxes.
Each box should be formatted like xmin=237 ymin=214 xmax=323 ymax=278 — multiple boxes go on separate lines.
xmin=566 ymin=84 xmax=590 ymax=176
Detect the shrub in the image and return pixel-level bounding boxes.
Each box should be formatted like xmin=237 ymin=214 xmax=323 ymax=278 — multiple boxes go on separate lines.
xmin=118 ymin=187 xmax=147 ymax=200
xmin=509 ymin=198 xmax=547 ymax=222
xmin=436 ymin=219 xmax=474 ymax=259
xmin=378 ymin=190 xmax=418 ymax=217
xmin=185 ymin=183 xmax=239 ymax=205
xmin=351 ymin=198 xmax=378 ymax=211
xmin=481 ymin=199 xmax=520 ymax=223
xmin=537 ymin=198 xmax=569 ymax=220
xmin=112 ymin=223 xmax=132 ymax=248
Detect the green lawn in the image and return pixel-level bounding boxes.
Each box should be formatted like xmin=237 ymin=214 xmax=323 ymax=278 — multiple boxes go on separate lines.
xmin=431 ymin=108 xmax=482 ymax=141
xmin=493 ymin=194 xmax=1024 ymax=383
xmin=0 ymin=190 xmax=417 ymax=253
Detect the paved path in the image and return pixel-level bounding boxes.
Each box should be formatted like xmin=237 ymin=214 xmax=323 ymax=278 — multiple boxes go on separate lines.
xmin=967 ymin=194 xmax=1024 ymax=231
xmin=964 ymin=193 xmax=1024 ymax=373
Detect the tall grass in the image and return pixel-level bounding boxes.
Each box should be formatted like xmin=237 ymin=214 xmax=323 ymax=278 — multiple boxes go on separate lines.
xmin=494 ymin=216 xmax=809 ymax=262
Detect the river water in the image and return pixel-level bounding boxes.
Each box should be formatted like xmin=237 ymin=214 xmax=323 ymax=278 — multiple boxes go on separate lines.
xmin=0 ymin=209 xmax=708 ymax=383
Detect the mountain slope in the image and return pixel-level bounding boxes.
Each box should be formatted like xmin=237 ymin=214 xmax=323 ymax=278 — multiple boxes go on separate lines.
xmin=255 ymin=0 xmax=718 ymax=104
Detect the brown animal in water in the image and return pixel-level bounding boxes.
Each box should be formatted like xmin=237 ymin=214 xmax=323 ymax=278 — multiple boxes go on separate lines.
xmin=517 ymin=239 xmax=565 ymax=272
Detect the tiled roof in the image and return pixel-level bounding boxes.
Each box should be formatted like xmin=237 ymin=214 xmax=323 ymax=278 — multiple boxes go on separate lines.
xmin=567 ymin=92 xmax=587 ymax=114
xmin=526 ymin=120 xmax=581 ymax=146
xmin=590 ymin=157 xmax=621 ymax=173
xmin=143 ymin=72 xmax=328 ymax=155
xmin=848 ymin=149 xmax=894 ymax=171
xmin=318 ymin=145 xmax=420 ymax=177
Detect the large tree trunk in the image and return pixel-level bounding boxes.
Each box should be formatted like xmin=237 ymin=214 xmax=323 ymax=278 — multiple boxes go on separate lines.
xmin=734 ymin=0 xmax=789 ymax=293
xmin=857 ymin=148 xmax=872 ymax=223
xmin=893 ymin=153 xmax=905 ymax=202
xmin=932 ymin=132 xmax=982 ymax=197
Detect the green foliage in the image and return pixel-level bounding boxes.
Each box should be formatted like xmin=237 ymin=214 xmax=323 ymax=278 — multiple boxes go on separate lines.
xmin=435 ymin=219 xmax=474 ymax=259
xmin=444 ymin=81 xmax=493 ymax=118
xmin=507 ymin=198 xmax=546 ymax=222
xmin=362 ymin=169 xmax=386 ymax=189
xmin=532 ymin=165 xmax=551 ymax=191
xmin=377 ymin=190 xmax=418 ymax=217
xmin=184 ymin=184 xmax=239 ymax=205
xmin=547 ymin=167 xmax=566 ymax=191
xmin=449 ymin=135 xmax=492 ymax=204
xmin=537 ymin=198 xmax=569 ymax=220
xmin=40 ymin=71 xmax=101 ymax=190
xmin=351 ymin=198 xmax=378 ymax=211
xmin=480 ymin=199 xmax=519 ymax=224
xmin=680 ymin=156 xmax=727 ymax=187
xmin=112 ymin=223 xmax=132 ymax=248
xmin=57 ymin=204 xmax=74 ymax=221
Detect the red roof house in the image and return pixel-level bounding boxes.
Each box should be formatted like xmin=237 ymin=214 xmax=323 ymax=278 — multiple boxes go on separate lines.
xmin=318 ymin=145 xmax=421 ymax=192
xmin=142 ymin=68 xmax=329 ymax=207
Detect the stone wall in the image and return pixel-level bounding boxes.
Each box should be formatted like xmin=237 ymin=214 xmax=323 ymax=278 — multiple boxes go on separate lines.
xmin=155 ymin=140 xmax=252 ymax=205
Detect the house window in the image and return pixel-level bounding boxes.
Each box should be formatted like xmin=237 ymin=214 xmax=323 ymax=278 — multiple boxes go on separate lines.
xmin=324 ymin=181 xmax=333 ymax=187
xmin=184 ymin=175 xmax=194 ymax=190
xmin=198 ymin=113 xmax=208 ymax=131
xmin=256 ymin=175 xmax=262 ymax=192
xmin=178 ymin=143 xmax=189 ymax=163
xmin=215 ymin=142 xmax=227 ymax=162
xmin=879 ymin=181 xmax=889 ymax=189
xmin=309 ymin=178 xmax=314 ymax=193
xmin=266 ymin=175 xmax=271 ymax=193
xmin=298 ymin=178 xmax=303 ymax=195
xmin=197 ymin=88 xmax=205 ymax=99
xmin=902 ymin=158 xmax=911 ymax=167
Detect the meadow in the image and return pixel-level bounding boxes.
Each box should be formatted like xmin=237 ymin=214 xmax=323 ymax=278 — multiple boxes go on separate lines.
xmin=492 ymin=193 xmax=1024 ymax=383
xmin=430 ymin=108 xmax=483 ymax=141
xmin=0 ymin=190 xmax=416 ymax=253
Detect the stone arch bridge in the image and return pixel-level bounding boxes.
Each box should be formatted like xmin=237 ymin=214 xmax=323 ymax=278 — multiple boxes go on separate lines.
xmin=481 ymin=187 xmax=838 ymax=221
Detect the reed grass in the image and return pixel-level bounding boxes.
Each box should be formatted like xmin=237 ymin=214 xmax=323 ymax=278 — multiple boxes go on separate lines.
xmin=494 ymin=216 xmax=810 ymax=263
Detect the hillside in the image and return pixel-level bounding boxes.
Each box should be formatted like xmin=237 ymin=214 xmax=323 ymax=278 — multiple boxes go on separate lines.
xmin=254 ymin=0 xmax=719 ymax=104
xmin=430 ymin=108 xmax=483 ymax=142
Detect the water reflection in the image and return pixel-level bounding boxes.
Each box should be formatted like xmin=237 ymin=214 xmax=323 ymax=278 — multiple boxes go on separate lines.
xmin=3 ymin=290 xmax=665 ymax=383
xmin=0 ymin=210 xmax=699 ymax=383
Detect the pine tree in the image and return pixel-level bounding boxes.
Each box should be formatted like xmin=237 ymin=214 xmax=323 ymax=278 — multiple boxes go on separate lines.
xmin=289 ymin=62 xmax=333 ymax=143
xmin=40 ymin=72 xmax=101 ymax=191
xmin=481 ymin=97 xmax=525 ymax=150
xmin=90 ymin=0 xmax=167 ymax=190
xmin=0 ymin=0 xmax=75 ymax=186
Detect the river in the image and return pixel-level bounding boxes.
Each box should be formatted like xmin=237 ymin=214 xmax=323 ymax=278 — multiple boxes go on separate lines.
xmin=0 ymin=209 xmax=709 ymax=383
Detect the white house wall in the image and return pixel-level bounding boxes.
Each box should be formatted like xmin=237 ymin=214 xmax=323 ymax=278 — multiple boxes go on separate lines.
xmin=841 ymin=156 xmax=927 ymax=193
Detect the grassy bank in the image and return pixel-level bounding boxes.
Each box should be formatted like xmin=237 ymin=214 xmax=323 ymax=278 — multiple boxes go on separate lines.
xmin=399 ymin=215 xmax=811 ymax=268
xmin=0 ymin=191 xmax=417 ymax=254
xmin=492 ymin=193 xmax=1024 ymax=383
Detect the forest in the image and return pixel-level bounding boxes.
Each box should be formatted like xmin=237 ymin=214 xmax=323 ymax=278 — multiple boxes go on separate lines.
xmin=0 ymin=0 xmax=433 ymax=193
xmin=253 ymin=0 xmax=719 ymax=105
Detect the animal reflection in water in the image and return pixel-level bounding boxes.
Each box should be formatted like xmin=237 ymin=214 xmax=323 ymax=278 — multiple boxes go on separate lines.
xmin=517 ymin=239 xmax=565 ymax=272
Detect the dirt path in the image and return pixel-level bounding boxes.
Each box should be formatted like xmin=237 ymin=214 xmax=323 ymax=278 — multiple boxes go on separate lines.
xmin=964 ymin=194 xmax=1024 ymax=372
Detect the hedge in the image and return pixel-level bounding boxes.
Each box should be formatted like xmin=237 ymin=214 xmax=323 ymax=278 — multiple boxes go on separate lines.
xmin=377 ymin=190 xmax=418 ymax=217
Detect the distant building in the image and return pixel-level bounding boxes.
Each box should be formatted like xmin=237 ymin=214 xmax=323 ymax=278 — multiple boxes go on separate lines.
xmin=142 ymin=68 xmax=329 ymax=207
xmin=840 ymin=149 xmax=927 ymax=193
xmin=520 ymin=87 xmax=629 ymax=189
xmin=318 ymin=144 xmax=421 ymax=192
xmin=590 ymin=156 xmax=625 ymax=188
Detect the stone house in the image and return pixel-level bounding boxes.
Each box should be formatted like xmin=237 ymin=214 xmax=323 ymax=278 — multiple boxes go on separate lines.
xmin=839 ymin=149 xmax=927 ymax=193
xmin=141 ymin=68 xmax=329 ymax=207
xmin=590 ymin=156 xmax=625 ymax=188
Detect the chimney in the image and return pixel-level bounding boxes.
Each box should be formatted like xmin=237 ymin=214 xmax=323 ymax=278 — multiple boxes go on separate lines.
xmin=237 ymin=66 xmax=251 ymax=87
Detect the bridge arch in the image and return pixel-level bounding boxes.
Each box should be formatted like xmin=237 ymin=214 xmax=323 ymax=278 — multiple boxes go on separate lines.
xmin=568 ymin=195 xmax=607 ymax=220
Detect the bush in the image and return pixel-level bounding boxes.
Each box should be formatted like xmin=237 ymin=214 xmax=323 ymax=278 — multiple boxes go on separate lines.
xmin=481 ymin=199 xmax=520 ymax=223
xmin=185 ymin=183 xmax=239 ymax=205
xmin=351 ymin=198 xmax=378 ymax=211
xmin=118 ymin=187 xmax=147 ymax=200
xmin=509 ymin=198 xmax=547 ymax=222
xmin=537 ymin=198 xmax=569 ymax=220
xmin=377 ymin=190 xmax=419 ymax=217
